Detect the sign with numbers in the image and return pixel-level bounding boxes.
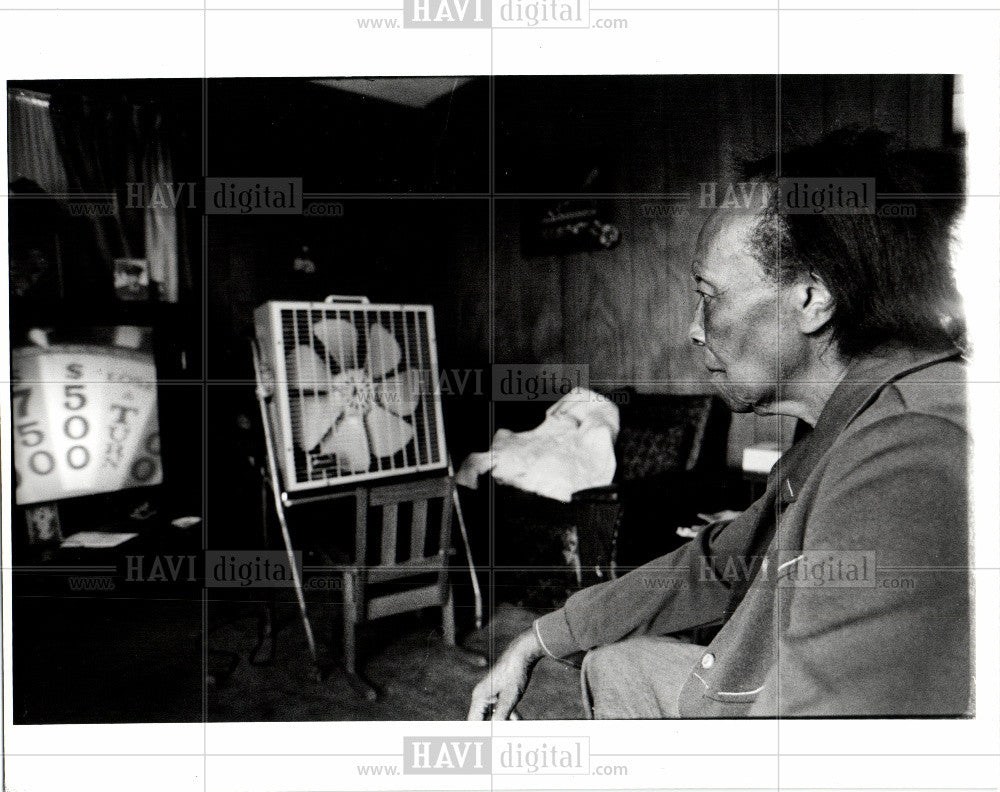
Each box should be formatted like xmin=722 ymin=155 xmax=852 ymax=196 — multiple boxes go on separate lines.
xmin=11 ymin=334 xmax=163 ymax=506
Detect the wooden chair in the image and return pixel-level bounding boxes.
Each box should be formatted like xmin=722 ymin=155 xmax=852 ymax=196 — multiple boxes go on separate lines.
xmin=341 ymin=475 xmax=465 ymax=699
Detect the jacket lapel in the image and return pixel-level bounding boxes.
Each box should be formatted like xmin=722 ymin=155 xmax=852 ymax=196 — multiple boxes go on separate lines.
xmin=720 ymin=345 xmax=961 ymax=617
xmin=778 ymin=345 xmax=963 ymax=507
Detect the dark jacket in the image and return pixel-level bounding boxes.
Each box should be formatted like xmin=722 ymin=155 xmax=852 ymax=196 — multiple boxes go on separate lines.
xmin=535 ymin=346 xmax=971 ymax=716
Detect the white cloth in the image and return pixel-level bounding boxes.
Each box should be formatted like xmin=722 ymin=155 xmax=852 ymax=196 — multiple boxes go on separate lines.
xmin=456 ymin=387 xmax=619 ymax=502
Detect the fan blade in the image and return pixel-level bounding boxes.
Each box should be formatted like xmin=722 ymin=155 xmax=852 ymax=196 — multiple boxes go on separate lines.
xmin=313 ymin=318 xmax=359 ymax=370
xmin=297 ymin=394 xmax=343 ymax=451
xmin=319 ymin=414 xmax=370 ymax=472
xmin=365 ymin=406 xmax=415 ymax=458
xmin=376 ymin=370 xmax=423 ymax=417
xmin=288 ymin=345 xmax=329 ymax=389
xmin=366 ymin=323 xmax=402 ymax=378
xmin=331 ymin=368 xmax=366 ymax=386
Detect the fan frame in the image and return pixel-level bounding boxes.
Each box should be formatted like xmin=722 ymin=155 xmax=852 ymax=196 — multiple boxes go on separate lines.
xmin=253 ymin=298 xmax=449 ymax=493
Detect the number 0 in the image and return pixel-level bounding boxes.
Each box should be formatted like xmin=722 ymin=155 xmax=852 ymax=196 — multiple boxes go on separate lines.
xmin=30 ymin=451 xmax=55 ymax=475
xmin=64 ymin=415 xmax=89 ymax=440
xmin=67 ymin=446 xmax=90 ymax=470
xmin=131 ymin=457 xmax=157 ymax=482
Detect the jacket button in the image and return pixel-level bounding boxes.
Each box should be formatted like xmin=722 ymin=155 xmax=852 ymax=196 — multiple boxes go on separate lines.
xmin=701 ymin=653 xmax=715 ymax=669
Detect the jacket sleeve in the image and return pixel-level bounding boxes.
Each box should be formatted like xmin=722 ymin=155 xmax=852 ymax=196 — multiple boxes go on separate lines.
xmin=750 ymin=413 xmax=971 ymax=716
xmin=534 ymin=496 xmax=775 ymax=659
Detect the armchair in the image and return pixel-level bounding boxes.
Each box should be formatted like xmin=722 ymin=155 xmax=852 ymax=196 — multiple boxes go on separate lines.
xmin=570 ymin=392 xmax=732 ymax=579
xmin=489 ymin=391 xmax=732 ymax=608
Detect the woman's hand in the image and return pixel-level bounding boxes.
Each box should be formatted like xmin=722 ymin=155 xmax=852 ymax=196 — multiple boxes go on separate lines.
xmin=467 ymin=628 xmax=546 ymax=720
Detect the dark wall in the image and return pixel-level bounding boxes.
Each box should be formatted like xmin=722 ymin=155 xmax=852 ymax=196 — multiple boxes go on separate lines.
xmin=206 ymin=200 xmax=491 ymax=447
xmin=205 ymin=75 xmax=956 ymax=471
xmin=490 ymin=74 xmax=956 ymax=463
xmin=206 ymin=78 xmax=488 ymax=193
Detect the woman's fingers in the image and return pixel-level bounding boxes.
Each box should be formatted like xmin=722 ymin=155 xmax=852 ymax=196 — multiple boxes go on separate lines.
xmin=467 ymin=679 xmax=499 ymax=720
xmin=491 ymin=689 xmax=519 ymax=721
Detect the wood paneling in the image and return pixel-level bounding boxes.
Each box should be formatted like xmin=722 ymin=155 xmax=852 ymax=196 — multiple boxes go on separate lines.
xmin=207 ymin=76 xmax=952 ymax=468
xmin=908 ymin=75 xmax=945 ymax=148
xmin=492 ymin=75 xmax=952 ymax=464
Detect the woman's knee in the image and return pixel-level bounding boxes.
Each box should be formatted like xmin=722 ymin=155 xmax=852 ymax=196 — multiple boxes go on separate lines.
xmin=580 ymin=640 xmax=653 ymax=718
xmin=579 ymin=636 xmax=704 ymax=719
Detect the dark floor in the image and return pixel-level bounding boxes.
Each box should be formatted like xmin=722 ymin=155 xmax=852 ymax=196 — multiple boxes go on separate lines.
xmin=207 ymin=601 xmax=583 ymax=721
xmin=13 ymin=594 xmax=205 ymax=723
xmin=13 ymin=483 xmax=585 ymax=723
xmin=13 ymin=584 xmax=582 ymax=723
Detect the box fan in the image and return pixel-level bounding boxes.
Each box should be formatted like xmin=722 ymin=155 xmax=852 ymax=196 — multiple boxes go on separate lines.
xmin=253 ymin=296 xmax=448 ymax=491
xmin=251 ymin=296 xmax=480 ymax=685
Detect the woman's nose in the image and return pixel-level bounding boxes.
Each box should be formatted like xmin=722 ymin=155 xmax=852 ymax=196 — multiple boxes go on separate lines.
xmin=689 ymin=299 xmax=706 ymax=347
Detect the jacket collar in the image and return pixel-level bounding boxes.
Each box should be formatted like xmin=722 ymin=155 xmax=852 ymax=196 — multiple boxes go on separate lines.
xmin=775 ymin=344 xmax=963 ymax=505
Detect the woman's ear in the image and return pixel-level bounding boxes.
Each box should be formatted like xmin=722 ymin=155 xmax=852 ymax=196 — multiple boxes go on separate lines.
xmin=791 ymin=272 xmax=835 ymax=335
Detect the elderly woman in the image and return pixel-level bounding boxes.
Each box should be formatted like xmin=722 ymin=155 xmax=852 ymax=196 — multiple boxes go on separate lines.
xmin=469 ymin=128 xmax=970 ymax=719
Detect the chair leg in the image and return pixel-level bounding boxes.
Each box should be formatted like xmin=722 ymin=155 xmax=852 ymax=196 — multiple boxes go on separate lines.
xmin=440 ymin=584 xmax=487 ymax=668
xmin=442 ymin=585 xmax=456 ymax=646
xmin=341 ymin=569 xmax=377 ymax=700
xmin=341 ymin=570 xmax=357 ymax=671
xmin=249 ymin=598 xmax=276 ymax=666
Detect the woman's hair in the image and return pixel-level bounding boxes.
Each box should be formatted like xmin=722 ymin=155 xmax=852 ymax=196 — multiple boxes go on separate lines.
xmin=741 ymin=127 xmax=965 ymax=356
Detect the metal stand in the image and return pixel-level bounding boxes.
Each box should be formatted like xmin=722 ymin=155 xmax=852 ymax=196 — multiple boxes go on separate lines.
xmin=252 ymin=341 xmax=323 ymax=679
xmin=448 ymin=455 xmax=483 ymax=631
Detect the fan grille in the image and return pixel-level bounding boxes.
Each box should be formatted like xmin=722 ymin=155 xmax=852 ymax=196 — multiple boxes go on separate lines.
xmin=256 ymin=301 xmax=446 ymax=491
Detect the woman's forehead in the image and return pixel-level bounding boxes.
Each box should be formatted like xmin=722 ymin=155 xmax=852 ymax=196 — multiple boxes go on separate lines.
xmin=694 ymin=210 xmax=764 ymax=282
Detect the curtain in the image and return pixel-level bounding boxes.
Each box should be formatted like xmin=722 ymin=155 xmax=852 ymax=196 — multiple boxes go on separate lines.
xmin=49 ymin=92 xmax=133 ymax=270
xmin=141 ymin=106 xmax=180 ymax=303
xmin=7 ymin=88 xmax=68 ymax=196
xmin=47 ymin=93 xmax=180 ymax=303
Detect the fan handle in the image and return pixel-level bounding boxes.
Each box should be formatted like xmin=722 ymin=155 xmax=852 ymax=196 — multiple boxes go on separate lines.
xmin=323 ymin=294 xmax=370 ymax=304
